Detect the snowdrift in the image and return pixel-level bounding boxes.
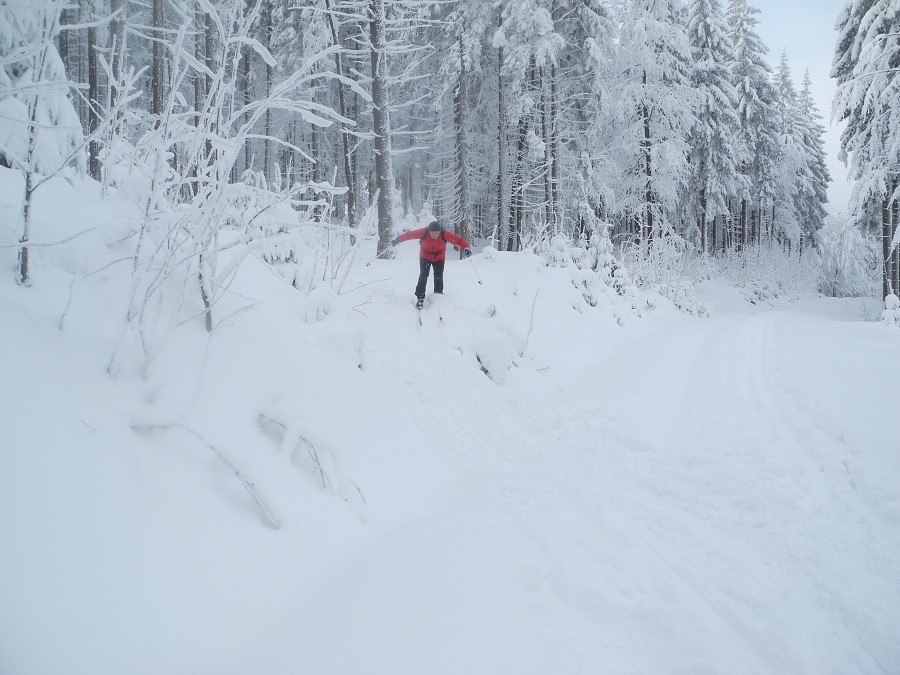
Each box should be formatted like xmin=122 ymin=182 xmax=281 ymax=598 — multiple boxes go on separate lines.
xmin=2 ymin=168 xmax=898 ymax=675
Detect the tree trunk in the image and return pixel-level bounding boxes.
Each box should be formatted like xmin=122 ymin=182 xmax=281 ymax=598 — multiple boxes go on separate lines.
xmin=263 ymin=0 xmax=274 ymax=185
xmin=740 ymin=199 xmax=747 ymax=251
xmin=18 ymin=34 xmax=47 ymax=286
xmin=454 ymin=37 xmax=470 ymax=255
xmin=542 ymin=65 xmax=552 ymax=233
xmin=76 ymin=1 xmax=88 ymax=132
xmin=547 ymin=0 xmax=560 ymax=234
xmin=16 ymin=9 xmax=54 ymax=287
xmin=57 ymin=4 xmax=73 ymax=80
xmin=109 ymin=0 xmax=125 ymax=110
xmin=199 ymin=252 xmax=213 ymax=332
xmin=242 ymin=39 xmax=252 ymax=175
xmin=87 ymin=12 xmax=101 ymax=181
xmin=699 ymin=190 xmax=707 ymax=254
xmin=405 ymin=120 xmax=416 ymax=214
xmin=770 ymin=204 xmax=775 ymax=244
xmin=891 ymin=178 xmax=900 ymax=294
xmin=355 ymin=94 xmax=367 ymax=208
xmin=883 ymin=194 xmax=892 ymax=300
xmin=549 ymin=61 xmax=560 ymax=235
xmin=641 ymin=72 xmax=653 ymax=243
xmin=204 ymin=9 xmax=215 ymax=163
xmin=151 ymin=0 xmax=165 ymax=117
xmin=495 ymin=31 xmax=506 ymax=251
xmin=194 ymin=3 xmax=206 ymax=118
xmin=750 ymin=207 xmax=755 ymax=247
xmin=509 ymin=113 xmax=528 ymax=252
xmin=370 ymin=0 xmax=394 ymax=256
xmin=310 ymin=126 xmax=322 ymax=184
xmin=756 ymin=206 xmax=761 ymax=246
xmin=18 ymin=172 xmax=35 ymax=287
xmin=711 ymin=211 xmax=717 ymax=255
xmin=325 ymin=0 xmax=357 ymax=229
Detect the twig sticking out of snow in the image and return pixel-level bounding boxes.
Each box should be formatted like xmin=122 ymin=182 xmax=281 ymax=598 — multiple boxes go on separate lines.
xmin=131 ymin=423 xmax=282 ymax=530
xmin=58 ymin=272 xmax=78 ymax=331
xmin=520 ymin=290 xmax=539 ymax=357
xmin=257 ymin=412 xmax=367 ymax=521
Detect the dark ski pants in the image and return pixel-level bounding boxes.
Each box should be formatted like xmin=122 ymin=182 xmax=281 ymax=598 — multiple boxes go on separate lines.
xmin=415 ymin=258 xmax=444 ymax=299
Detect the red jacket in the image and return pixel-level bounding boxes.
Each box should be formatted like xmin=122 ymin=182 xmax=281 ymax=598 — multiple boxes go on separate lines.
xmin=398 ymin=227 xmax=469 ymax=262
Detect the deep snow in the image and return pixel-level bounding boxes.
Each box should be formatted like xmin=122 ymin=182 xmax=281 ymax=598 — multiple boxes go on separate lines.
xmin=1 ymin=169 xmax=899 ymax=675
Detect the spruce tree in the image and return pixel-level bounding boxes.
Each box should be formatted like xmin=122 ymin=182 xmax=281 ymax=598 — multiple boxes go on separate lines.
xmin=687 ymin=0 xmax=744 ymax=254
xmin=832 ymin=0 xmax=900 ymax=299
xmin=616 ymin=0 xmax=696 ymax=242
xmin=796 ymin=70 xmax=830 ymax=245
xmin=726 ymin=0 xmax=778 ymax=247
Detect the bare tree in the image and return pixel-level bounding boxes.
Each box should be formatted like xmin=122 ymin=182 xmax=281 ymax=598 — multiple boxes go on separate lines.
xmin=369 ymin=0 xmax=394 ymax=257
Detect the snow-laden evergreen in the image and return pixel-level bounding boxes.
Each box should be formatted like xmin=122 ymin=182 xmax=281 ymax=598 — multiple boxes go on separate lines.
xmin=818 ymin=212 xmax=880 ymax=298
xmin=832 ymin=0 xmax=900 ymax=211
xmin=2 ymin=0 xmax=840 ymax=266
xmin=832 ymin=0 xmax=900 ymax=300
xmin=725 ymin=0 xmax=779 ymax=248
xmin=687 ymin=0 xmax=744 ymax=253
xmin=797 ymin=70 xmax=831 ymax=238
xmin=615 ymin=0 xmax=696 ymax=239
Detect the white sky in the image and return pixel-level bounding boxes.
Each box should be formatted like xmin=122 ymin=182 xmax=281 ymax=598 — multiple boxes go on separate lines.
xmin=750 ymin=0 xmax=850 ymax=214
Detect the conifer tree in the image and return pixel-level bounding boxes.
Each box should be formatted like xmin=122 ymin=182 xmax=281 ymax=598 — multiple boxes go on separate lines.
xmin=726 ymin=0 xmax=778 ymax=247
xmin=495 ymin=0 xmax=563 ymax=250
xmin=796 ymin=70 xmax=830 ymax=245
xmin=771 ymin=50 xmax=804 ymax=243
xmin=554 ymin=0 xmax=617 ymax=233
xmin=439 ymin=0 xmax=495 ymax=248
xmin=832 ymin=0 xmax=900 ymax=298
xmin=686 ymin=0 xmax=744 ymax=254
xmin=616 ymin=0 xmax=696 ymax=242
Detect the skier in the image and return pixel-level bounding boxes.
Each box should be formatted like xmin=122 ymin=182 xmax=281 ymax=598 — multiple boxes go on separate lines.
xmin=392 ymin=220 xmax=472 ymax=309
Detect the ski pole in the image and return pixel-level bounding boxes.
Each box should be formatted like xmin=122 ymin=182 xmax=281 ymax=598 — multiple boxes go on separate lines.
xmin=366 ymin=247 xmax=394 ymax=266
xmin=469 ymin=255 xmax=483 ymax=285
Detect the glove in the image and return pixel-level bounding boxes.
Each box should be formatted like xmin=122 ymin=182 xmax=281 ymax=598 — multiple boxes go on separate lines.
xmin=463 ymin=247 xmax=473 ymax=258
xmin=391 ymin=236 xmax=400 ymax=246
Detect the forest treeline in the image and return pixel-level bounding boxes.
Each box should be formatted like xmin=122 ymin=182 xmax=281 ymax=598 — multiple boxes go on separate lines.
xmin=1 ymin=0 xmax=897 ymax=301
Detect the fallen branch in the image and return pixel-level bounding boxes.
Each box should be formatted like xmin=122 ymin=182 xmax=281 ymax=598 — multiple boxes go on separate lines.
xmin=520 ymin=290 xmax=539 ymax=357
xmin=131 ymin=423 xmax=282 ymax=530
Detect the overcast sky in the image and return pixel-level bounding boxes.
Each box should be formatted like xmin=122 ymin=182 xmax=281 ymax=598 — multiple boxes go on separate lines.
xmin=750 ymin=0 xmax=850 ymax=214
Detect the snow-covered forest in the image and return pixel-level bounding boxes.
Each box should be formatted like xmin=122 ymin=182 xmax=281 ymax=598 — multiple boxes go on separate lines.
xmin=2 ymin=0 xmax=852 ymax=285
xmin=2 ymin=0 xmax=900 ymax=674
xmin=4 ymin=0 xmax=899 ymax=297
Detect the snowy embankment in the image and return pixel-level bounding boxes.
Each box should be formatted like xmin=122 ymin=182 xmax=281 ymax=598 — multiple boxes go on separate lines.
xmin=1 ymin=171 xmax=899 ymax=675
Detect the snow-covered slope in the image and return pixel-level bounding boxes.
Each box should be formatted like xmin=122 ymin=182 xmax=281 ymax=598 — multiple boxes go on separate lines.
xmin=1 ymin=171 xmax=898 ymax=674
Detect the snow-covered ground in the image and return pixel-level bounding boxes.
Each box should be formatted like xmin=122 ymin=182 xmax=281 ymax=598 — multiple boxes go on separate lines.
xmin=1 ymin=171 xmax=898 ymax=674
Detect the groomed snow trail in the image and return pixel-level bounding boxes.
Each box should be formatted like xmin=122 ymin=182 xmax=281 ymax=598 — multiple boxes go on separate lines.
xmin=267 ymin=290 xmax=899 ymax=675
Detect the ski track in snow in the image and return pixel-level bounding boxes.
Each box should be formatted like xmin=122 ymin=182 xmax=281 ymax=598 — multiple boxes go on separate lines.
xmin=355 ymin=294 xmax=899 ymax=675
